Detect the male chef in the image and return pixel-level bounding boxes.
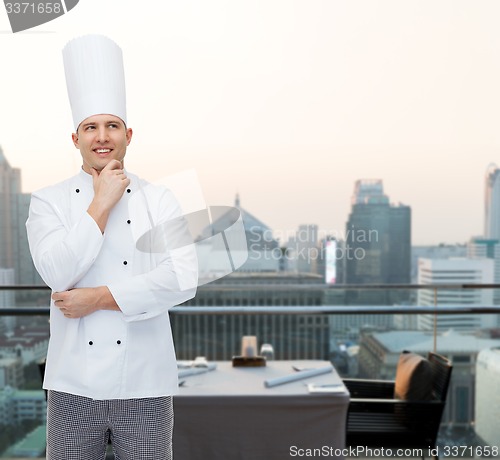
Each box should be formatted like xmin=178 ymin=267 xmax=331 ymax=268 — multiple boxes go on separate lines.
xmin=26 ymin=34 xmax=197 ymax=460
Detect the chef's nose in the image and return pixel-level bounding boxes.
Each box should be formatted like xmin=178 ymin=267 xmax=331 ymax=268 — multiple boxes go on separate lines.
xmin=96 ymin=126 xmax=109 ymax=143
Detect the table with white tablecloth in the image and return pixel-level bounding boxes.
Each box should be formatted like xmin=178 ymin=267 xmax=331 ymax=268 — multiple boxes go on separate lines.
xmin=173 ymin=360 xmax=350 ymax=460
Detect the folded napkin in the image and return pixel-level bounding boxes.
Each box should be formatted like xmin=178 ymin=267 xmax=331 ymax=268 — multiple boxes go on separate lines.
xmin=264 ymin=364 xmax=333 ymax=388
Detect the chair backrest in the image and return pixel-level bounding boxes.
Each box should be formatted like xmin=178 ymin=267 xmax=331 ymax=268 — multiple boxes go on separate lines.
xmin=394 ymin=351 xmax=434 ymax=400
xmin=428 ymin=352 xmax=453 ymax=402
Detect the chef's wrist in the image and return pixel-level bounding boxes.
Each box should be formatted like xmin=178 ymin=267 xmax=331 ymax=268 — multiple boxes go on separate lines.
xmin=87 ymin=201 xmax=111 ymax=234
xmin=95 ymin=286 xmax=121 ymax=312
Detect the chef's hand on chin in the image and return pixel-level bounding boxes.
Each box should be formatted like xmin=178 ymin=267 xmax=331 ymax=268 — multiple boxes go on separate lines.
xmin=52 ymin=287 xmax=118 ymax=319
xmin=87 ymin=160 xmax=130 ymax=234
xmin=91 ymin=159 xmax=130 ymax=211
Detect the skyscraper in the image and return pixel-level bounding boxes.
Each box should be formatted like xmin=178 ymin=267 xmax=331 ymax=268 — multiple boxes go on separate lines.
xmin=0 ymin=146 xmax=42 ymax=286
xmin=484 ymin=163 xmax=500 ymax=239
xmin=344 ymin=179 xmax=411 ymax=304
xmin=0 ymin=146 xmax=21 ymax=271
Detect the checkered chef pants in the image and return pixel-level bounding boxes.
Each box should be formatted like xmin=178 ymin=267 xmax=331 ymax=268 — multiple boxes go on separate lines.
xmin=46 ymin=390 xmax=174 ymax=460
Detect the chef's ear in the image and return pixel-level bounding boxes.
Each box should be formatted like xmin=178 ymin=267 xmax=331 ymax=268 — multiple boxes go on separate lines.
xmin=125 ymin=127 xmax=133 ymax=146
xmin=72 ymin=132 xmax=79 ymax=149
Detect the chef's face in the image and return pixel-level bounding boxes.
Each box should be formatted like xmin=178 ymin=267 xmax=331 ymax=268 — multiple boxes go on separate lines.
xmin=72 ymin=114 xmax=133 ymax=174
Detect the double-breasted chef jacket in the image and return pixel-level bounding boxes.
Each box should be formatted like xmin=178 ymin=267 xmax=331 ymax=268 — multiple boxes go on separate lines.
xmin=26 ymin=168 xmax=197 ymax=400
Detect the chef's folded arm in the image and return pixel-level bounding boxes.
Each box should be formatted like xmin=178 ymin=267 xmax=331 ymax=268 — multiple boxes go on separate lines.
xmin=27 ymin=185 xmax=198 ymax=322
xmin=26 ymin=193 xmax=104 ymax=293
xmin=107 ymin=244 xmax=198 ymax=322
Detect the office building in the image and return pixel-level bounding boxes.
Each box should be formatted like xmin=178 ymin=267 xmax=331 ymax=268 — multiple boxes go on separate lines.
xmin=344 ymin=179 xmax=411 ymax=304
xmin=0 ymin=386 xmax=46 ymax=425
xmin=285 ymin=224 xmax=319 ymax=275
xmin=0 ymin=146 xmax=43 ymax=287
xmin=484 ymin=164 xmax=500 ymax=240
xmin=468 ymin=237 xmax=500 ymax=306
xmin=405 ymin=244 xmax=468 ymax=331
xmin=411 ymin=244 xmax=467 ymax=284
xmin=0 ymin=146 xmax=21 ymax=270
xmin=0 ymin=357 xmax=24 ymax=389
xmin=0 ymin=327 xmax=50 ymax=365
xmin=417 ymin=258 xmax=496 ymax=332
xmin=173 ymin=272 xmax=329 ymax=360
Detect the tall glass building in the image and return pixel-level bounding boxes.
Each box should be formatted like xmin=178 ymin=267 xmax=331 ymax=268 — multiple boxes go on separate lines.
xmin=0 ymin=147 xmax=43 ymax=288
xmin=484 ymin=163 xmax=500 ymax=240
xmin=344 ymin=179 xmax=411 ymax=304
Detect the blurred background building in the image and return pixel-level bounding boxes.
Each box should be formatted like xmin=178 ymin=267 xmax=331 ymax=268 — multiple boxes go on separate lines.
xmin=343 ymin=179 xmax=411 ymax=305
xmin=484 ymin=164 xmax=500 ymax=240
xmin=417 ymin=258 xmax=497 ymax=332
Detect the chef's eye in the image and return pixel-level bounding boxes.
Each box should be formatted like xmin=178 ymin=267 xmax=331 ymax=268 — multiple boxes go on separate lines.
xmin=108 ymin=123 xmax=119 ymax=129
xmin=85 ymin=125 xmax=96 ymax=131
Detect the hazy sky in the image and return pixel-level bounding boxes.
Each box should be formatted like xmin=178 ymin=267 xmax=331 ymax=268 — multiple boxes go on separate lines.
xmin=1 ymin=0 xmax=500 ymax=245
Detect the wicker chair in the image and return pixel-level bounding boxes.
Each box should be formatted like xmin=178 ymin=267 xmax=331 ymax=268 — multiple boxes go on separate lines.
xmin=343 ymin=352 xmax=452 ymax=460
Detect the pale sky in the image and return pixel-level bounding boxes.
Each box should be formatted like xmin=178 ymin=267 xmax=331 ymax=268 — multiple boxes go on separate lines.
xmin=1 ymin=0 xmax=500 ymax=245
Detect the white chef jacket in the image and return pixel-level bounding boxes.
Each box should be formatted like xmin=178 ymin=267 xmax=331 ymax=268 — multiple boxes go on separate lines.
xmin=26 ymin=168 xmax=197 ymax=400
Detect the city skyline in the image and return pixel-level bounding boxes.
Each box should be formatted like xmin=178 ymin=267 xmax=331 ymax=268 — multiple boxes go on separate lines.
xmin=2 ymin=1 xmax=500 ymax=245
xmin=0 ymin=141 xmax=492 ymax=247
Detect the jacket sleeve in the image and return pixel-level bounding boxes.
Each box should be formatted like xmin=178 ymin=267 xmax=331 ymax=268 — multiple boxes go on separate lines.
xmin=26 ymin=190 xmax=105 ymax=292
xmin=107 ymin=187 xmax=198 ymax=322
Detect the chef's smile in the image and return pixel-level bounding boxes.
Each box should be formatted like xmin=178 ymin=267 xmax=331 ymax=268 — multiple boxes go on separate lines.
xmin=94 ymin=148 xmax=112 ymax=157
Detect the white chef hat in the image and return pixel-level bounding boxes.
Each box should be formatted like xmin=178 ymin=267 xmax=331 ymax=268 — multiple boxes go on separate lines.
xmin=62 ymin=34 xmax=127 ymax=131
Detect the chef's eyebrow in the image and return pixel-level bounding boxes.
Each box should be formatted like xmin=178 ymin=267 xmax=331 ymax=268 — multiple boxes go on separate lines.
xmin=81 ymin=120 xmax=126 ymax=127
xmin=77 ymin=119 xmax=127 ymax=133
